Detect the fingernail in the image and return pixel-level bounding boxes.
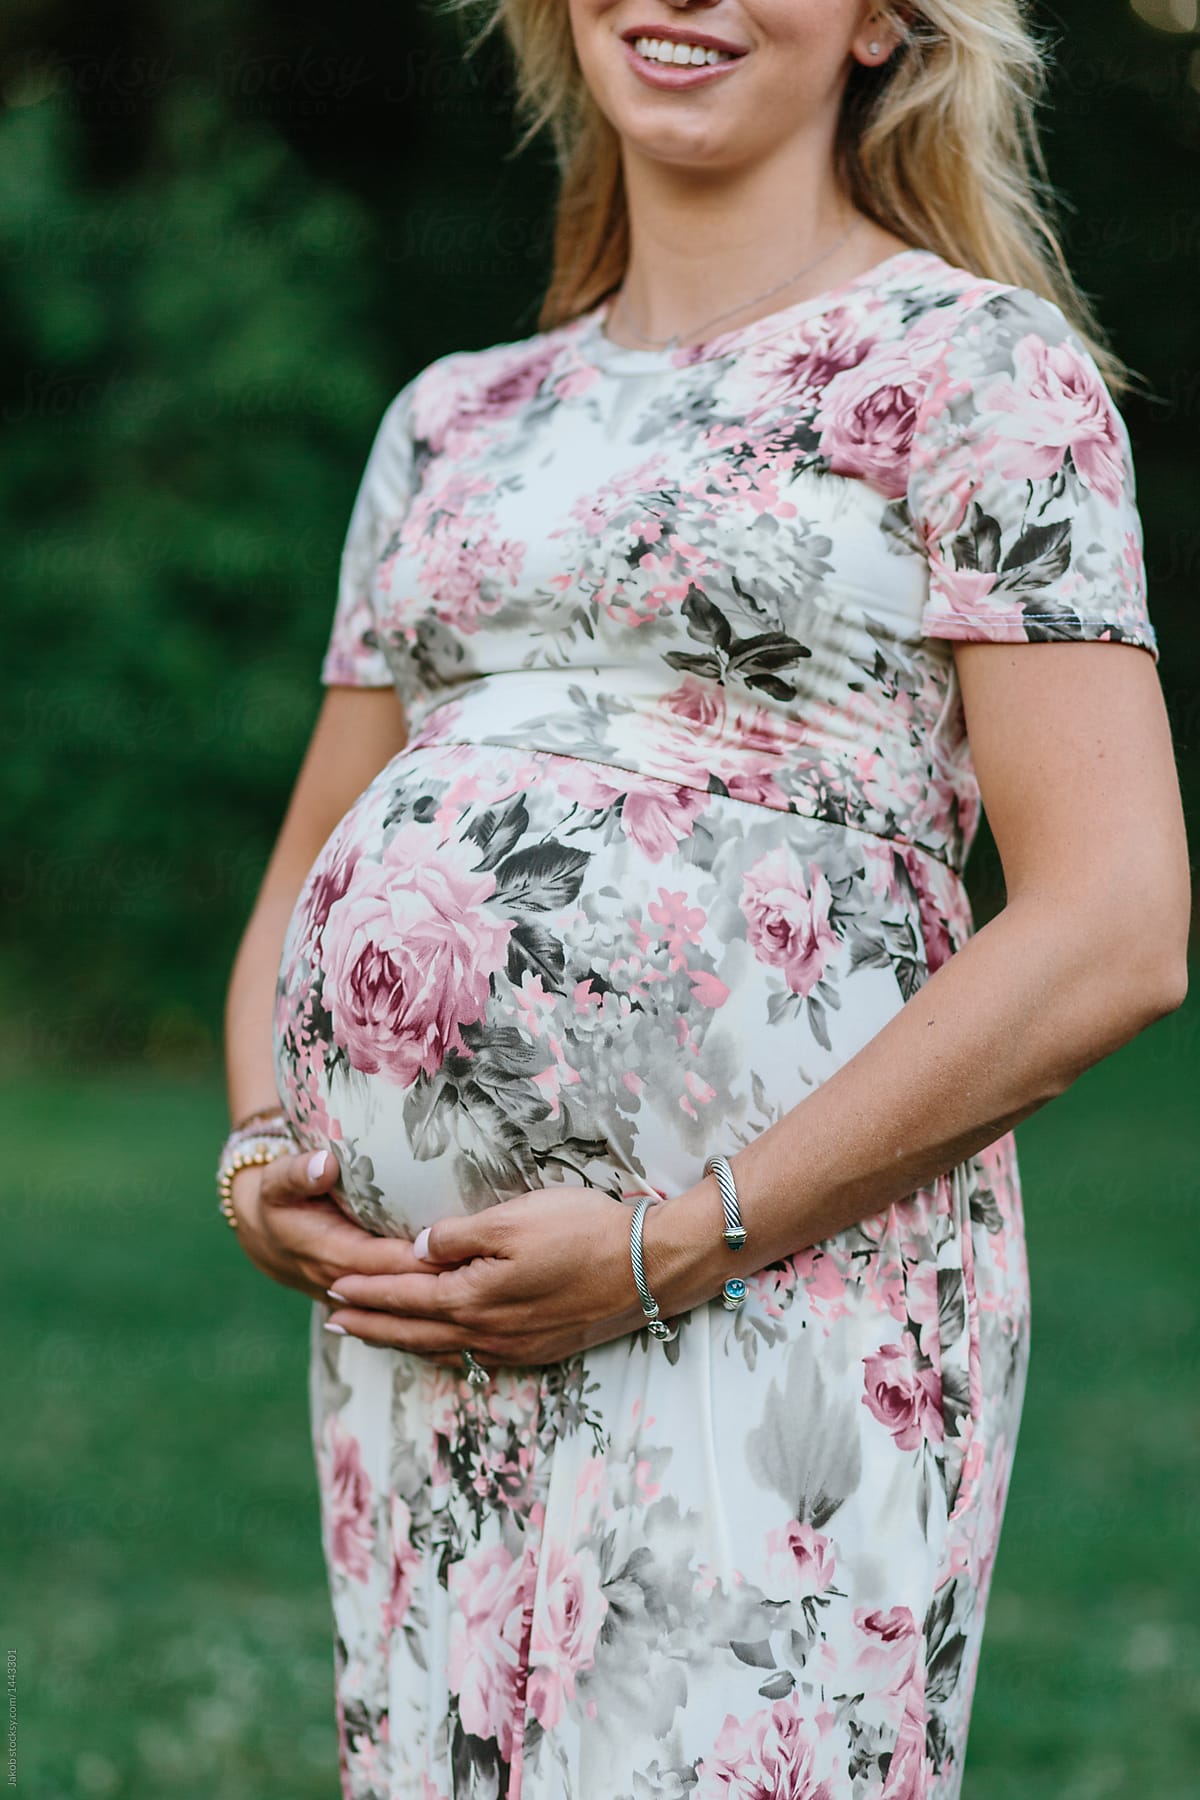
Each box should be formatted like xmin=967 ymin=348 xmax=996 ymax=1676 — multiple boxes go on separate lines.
xmin=308 ymin=1151 xmax=329 ymax=1182
xmin=326 ymin=1289 xmax=348 ymax=1304
xmin=413 ymin=1226 xmax=433 ymax=1261
xmin=323 ymin=1321 xmax=347 ymax=1335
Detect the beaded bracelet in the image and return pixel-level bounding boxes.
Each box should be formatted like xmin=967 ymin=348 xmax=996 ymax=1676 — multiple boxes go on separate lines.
xmin=220 ymin=1110 xmax=292 ymax=1160
xmin=223 ymin=1110 xmax=289 ymax=1152
xmin=216 ymin=1130 xmax=298 ymax=1230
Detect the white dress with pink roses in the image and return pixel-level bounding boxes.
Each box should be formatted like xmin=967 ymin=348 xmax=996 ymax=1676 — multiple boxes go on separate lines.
xmin=272 ymin=246 xmax=1159 ymax=1800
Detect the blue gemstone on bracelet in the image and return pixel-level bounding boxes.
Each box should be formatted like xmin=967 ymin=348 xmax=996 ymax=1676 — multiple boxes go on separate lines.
xmin=721 ymin=1277 xmax=747 ymax=1311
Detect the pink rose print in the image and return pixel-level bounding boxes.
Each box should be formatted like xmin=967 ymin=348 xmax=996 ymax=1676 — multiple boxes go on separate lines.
xmin=815 ymin=341 xmax=927 ymax=497
xmin=764 ymin=1520 xmax=837 ymax=1599
xmin=300 ymin=824 xmax=365 ymax=947
xmin=320 ymin=1416 xmax=374 ymax=1585
xmin=475 ymin=344 xmax=561 ymax=421
xmin=322 ymin=822 xmax=512 ymax=1087
xmin=741 ymin=850 xmax=838 ymax=997
xmin=383 ymin=1494 xmax=421 ymax=1634
xmin=662 ymin=675 xmax=727 ymax=735
xmin=923 ymin=561 xmax=1008 ymax=628
xmin=981 ymin=331 xmax=1126 ymax=505
xmin=446 ymin=1541 xmax=528 ymax=1760
xmin=862 ymin=1338 xmax=944 ymax=1451
xmin=621 ymin=782 xmax=708 ymax=862
xmin=404 ymin=479 xmax=526 ymax=634
xmin=697 ymin=1693 xmax=835 ymax=1800
xmin=752 ymin=304 xmax=869 ymax=410
xmin=853 ymin=1605 xmax=919 ymax=1706
xmin=896 ymin=846 xmax=953 ymax=974
xmin=879 ymin=1692 xmax=928 ymax=1800
xmin=527 ymin=1543 xmax=607 ymax=1730
xmin=416 ymin=344 xmax=559 ymax=452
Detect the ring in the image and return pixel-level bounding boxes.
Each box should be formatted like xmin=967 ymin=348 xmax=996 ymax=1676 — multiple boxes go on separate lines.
xmin=462 ymin=1347 xmax=490 ymax=1389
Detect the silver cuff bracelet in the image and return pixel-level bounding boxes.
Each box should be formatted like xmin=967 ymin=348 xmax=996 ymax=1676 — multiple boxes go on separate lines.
xmin=704 ymin=1153 xmax=748 ymax=1252
xmin=704 ymin=1154 xmax=749 ymax=1312
xmin=629 ymin=1195 xmax=679 ymax=1343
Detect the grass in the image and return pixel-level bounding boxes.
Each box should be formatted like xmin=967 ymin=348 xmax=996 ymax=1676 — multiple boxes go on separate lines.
xmin=2 ymin=996 xmax=1197 ymax=1798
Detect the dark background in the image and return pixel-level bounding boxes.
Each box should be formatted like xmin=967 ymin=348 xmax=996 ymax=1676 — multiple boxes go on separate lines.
xmin=1 ymin=0 xmax=1197 ymax=1071
xmin=1 ymin=3 xmax=1197 ymax=1796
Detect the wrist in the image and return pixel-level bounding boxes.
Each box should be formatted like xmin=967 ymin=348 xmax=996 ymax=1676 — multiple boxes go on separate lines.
xmin=639 ymin=1174 xmax=742 ymax=1319
xmin=229 ymin=1099 xmax=288 ymax=1132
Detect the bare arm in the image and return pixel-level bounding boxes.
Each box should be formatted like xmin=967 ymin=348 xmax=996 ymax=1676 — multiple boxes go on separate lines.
xmin=321 ymin=639 xmax=1191 ymax=1367
xmin=647 ymin=637 xmax=1191 ymax=1306
xmin=224 ymin=684 xmax=411 ymax=1126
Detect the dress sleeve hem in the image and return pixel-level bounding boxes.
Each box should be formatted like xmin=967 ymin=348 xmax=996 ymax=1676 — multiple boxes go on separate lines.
xmin=919 ymin=610 xmax=1160 ymax=663
xmin=319 ymin=652 xmax=396 ymax=689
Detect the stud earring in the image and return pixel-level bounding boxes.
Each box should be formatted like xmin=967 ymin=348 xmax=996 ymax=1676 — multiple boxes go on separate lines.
xmin=868 ymin=40 xmax=882 ymax=55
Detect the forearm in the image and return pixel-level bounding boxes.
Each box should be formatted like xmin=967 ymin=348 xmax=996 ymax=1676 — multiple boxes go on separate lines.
xmin=221 ymin=686 xmax=413 ymax=1130
xmin=223 ymin=891 xmax=297 ymax=1127
xmin=648 ymin=895 xmax=1181 ymax=1309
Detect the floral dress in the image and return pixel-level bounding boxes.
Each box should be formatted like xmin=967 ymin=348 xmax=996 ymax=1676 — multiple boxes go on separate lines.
xmin=272 ymin=246 xmax=1159 ymax=1800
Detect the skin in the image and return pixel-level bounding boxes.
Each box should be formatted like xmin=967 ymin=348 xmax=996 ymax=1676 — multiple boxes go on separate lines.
xmin=224 ymin=2 xmax=1190 ymax=1372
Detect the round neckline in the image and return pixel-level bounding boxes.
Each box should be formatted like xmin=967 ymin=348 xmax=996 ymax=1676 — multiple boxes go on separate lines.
xmin=574 ymin=246 xmax=939 ymax=374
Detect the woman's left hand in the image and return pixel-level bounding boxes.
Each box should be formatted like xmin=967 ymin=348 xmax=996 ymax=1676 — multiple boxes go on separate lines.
xmin=323 ymin=1182 xmax=728 ymax=1368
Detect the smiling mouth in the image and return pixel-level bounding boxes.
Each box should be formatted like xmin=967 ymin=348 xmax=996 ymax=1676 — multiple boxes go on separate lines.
xmin=628 ymin=34 xmax=742 ymax=67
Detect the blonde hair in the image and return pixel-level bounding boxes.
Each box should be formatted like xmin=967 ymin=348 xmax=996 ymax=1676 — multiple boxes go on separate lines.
xmin=444 ymin=0 xmax=1132 ymax=394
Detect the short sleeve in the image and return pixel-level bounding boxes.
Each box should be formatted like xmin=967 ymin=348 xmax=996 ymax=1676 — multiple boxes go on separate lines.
xmin=908 ymin=287 xmax=1159 ymax=664
xmin=320 ymin=375 xmax=421 ymax=687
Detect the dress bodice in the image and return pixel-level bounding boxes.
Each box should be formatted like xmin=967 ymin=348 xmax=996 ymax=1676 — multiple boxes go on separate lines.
xmin=323 ymin=247 xmax=1157 ymax=877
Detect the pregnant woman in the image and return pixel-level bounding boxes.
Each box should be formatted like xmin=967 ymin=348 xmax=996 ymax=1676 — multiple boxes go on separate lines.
xmin=221 ymin=3 xmax=1189 ymax=1796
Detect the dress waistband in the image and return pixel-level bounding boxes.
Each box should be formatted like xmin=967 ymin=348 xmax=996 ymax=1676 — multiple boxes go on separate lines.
xmin=402 ymin=669 xmax=968 ymax=876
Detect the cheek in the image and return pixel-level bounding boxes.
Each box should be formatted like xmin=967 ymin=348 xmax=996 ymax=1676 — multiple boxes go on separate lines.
xmin=566 ymin=0 xmax=623 ymax=116
xmin=743 ymin=0 xmax=863 ymax=95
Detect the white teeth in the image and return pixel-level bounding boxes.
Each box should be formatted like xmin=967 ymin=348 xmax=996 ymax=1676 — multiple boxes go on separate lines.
xmin=632 ymin=36 xmax=735 ymax=67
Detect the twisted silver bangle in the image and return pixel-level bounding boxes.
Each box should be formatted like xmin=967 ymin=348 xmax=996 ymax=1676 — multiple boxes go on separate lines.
xmin=704 ymin=1154 xmax=748 ymax=1252
xmin=704 ymin=1154 xmax=750 ymax=1312
xmin=629 ymin=1196 xmax=678 ymax=1343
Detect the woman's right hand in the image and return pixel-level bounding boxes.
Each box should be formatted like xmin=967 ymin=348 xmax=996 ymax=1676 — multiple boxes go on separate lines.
xmin=227 ymin=1149 xmax=413 ymax=1301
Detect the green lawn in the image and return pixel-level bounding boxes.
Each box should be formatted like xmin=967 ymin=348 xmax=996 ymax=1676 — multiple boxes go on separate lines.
xmin=3 ymin=1000 xmax=1197 ymax=1798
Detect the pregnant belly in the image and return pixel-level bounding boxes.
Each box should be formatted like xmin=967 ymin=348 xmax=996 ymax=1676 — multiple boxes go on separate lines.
xmin=272 ymin=741 xmax=933 ymax=1238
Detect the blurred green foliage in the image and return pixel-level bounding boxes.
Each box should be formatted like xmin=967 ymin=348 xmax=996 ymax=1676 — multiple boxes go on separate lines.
xmin=3 ymin=1000 xmax=1197 ymax=1795
xmin=0 ymin=0 xmax=1196 ymax=1072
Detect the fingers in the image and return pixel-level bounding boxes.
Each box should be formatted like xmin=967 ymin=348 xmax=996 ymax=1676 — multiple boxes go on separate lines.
xmin=325 ymin=1265 xmax=478 ymax=1319
xmin=323 ymin=1309 xmax=469 ymax=1356
xmin=259 ymin=1147 xmax=340 ymax=1204
xmin=417 ymin=1209 xmax=508 ymax=1266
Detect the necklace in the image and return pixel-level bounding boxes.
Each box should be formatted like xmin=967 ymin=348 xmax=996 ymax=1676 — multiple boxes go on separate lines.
xmin=607 ymin=217 xmax=866 ymax=353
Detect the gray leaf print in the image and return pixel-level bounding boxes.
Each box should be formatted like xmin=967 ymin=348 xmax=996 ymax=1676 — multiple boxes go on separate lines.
xmin=744 ymin=1336 xmax=863 ymax=1527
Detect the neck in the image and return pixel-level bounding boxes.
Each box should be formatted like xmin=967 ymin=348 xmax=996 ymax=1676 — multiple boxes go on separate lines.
xmin=610 ymin=137 xmax=888 ymax=347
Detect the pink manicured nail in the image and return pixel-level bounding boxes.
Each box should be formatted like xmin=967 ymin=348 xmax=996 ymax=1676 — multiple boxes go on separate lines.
xmin=326 ymin=1289 xmax=348 ymax=1304
xmin=413 ymin=1226 xmax=433 ymax=1261
xmin=308 ymin=1150 xmax=329 ymax=1183
xmin=323 ymin=1321 xmax=347 ymax=1336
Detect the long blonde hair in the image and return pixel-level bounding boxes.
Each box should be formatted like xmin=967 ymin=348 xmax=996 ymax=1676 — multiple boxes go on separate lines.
xmin=444 ymin=0 xmax=1131 ymax=394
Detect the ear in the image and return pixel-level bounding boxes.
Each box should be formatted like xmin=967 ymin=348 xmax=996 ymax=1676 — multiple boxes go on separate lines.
xmin=851 ymin=6 xmax=905 ymax=69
